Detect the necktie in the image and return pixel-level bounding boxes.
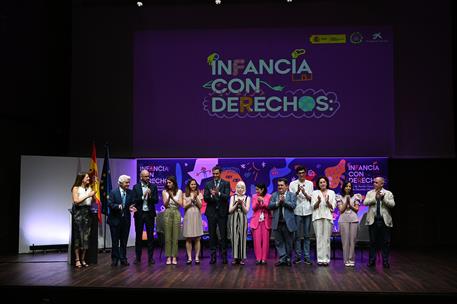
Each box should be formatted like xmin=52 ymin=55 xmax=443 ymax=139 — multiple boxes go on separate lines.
xmin=376 ymin=198 xmax=381 ymax=219
xmin=122 ymin=190 xmax=126 ymax=208
xmin=278 ymin=194 xmax=285 ymax=222
xmin=215 ymin=180 xmax=219 ymax=188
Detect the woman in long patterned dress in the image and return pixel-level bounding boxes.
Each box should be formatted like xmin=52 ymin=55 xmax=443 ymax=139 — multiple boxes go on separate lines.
xmin=182 ymin=179 xmax=204 ymax=265
xmin=228 ymin=181 xmax=250 ymax=265
xmin=71 ymin=172 xmax=95 ymax=268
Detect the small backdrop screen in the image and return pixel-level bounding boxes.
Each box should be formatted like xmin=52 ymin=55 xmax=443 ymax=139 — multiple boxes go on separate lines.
xmin=137 ymin=157 xmax=388 ymax=233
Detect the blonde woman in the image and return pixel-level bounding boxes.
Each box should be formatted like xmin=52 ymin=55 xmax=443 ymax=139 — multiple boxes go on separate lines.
xmin=162 ymin=176 xmax=183 ymax=265
xmin=228 ymin=181 xmax=250 ymax=265
xmin=182 ymin=179 xmax=204 ymax=265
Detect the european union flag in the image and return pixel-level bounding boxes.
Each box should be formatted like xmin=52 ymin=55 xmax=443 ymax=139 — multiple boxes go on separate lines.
xmin=100 ymin=144 xmax=112 ymax=215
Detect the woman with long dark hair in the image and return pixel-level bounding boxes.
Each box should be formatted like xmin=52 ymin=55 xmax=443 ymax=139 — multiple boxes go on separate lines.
xmin=162 ymin=175 xmax=183 ymax=265
xmin=71 ymin=172 xmax=95 ymax=268
xmin=336 ymin=181 xmax=361 ymax=267
xmin=182 ymin=179 xmax=203 ymax=264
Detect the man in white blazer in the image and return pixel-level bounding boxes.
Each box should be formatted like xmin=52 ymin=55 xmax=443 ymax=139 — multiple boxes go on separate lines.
xmin=363 ymin=176 xmax=395 ymax=268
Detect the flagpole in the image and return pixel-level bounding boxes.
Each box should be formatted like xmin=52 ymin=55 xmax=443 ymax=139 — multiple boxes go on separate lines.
xmin=101 ymin=142 xmax=111 ymax=254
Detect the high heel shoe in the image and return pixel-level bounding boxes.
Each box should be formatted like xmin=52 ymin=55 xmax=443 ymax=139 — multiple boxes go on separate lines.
xmin=75 ymin=259 xmax=82 ymax=268
xmin=166 ymin=258 xmax=171 ymax=265
xmin=172 ymin=258 xmax=177 ymax=265
xmin=194 ymin=259 xmax=200 ymax=265
xmin=186 ymin=259 xmax=192 ymax=265
xmin=81 ymin=261 xmax=89 ymax=267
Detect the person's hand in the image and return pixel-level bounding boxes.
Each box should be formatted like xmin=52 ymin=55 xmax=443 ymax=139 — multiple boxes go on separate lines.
xmin=279 ymin=194 xmax=285 ymax=205
xmin=210 ymin=187 xmax=217 ymax=196
xmin=88 ymin=190 xmax=95 ymax=197
xmin=129 ymin=205 xmax=137 ymax=213
xmin=144 ymin=188 xmax=151 ymax=199
xmin=257 ymin=196 xmax=264 ymax=203
xmin=317 ymin=196 xmax=321 ymax=203
xmin=118 ymin=204 xmax=123 ymax=210
xmin=376 ymin=190 xmax=384 ymax=200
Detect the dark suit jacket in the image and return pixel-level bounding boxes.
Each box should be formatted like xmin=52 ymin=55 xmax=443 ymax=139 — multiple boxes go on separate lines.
xmin=268 ymin=191 xmax=297 ymax=232
xmin=107 ymin=187 xmax=134 ymax=226
xmin=203 ymin=179 xmax=231 ymax=217
xmin=132 ymin=182 xmax=158 ymax=218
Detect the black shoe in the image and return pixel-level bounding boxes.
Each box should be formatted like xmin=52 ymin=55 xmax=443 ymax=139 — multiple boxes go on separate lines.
xmin=304 ymin=259 xmax=312 ymax=265
xmin=367 ymin=261 xmax=376 ymax=267
xmin=133 ymin=259 xmax=141 ymax=265
xmin=255 ymin=260 xmax=261 ymax=265
xmin=261 ymin=260 xmax=267 ymax=265
xmin=111 ymin=260 xmax=119 ymax=266
xmin=120 ymin=260 xmax=129 ymax=266
xmin=209 ymin=256 xmax=216 ymax=264
xmin=293 ymin=258 xmax=302 ymax=264
xmin=383 ymin=262 xmax=390 ymax=268
xmin=148 ymin=259 xmax=155 ymax=265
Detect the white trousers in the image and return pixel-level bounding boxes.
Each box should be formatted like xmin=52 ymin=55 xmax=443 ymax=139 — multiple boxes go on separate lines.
xmin=313 ymin=219 xmax=333 ymax=263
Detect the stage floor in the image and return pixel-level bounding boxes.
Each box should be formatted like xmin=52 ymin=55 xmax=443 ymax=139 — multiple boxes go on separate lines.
xmin=1 ymin=247 xmax=456 ymax=303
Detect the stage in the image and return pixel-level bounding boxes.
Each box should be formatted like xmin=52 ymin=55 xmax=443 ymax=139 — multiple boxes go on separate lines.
xmin=1 ymin=246 xmax=456 ymax=303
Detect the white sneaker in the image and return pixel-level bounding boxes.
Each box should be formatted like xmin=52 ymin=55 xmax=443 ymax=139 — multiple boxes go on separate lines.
xmin=344 ymin=262 xmax=351 ymax=267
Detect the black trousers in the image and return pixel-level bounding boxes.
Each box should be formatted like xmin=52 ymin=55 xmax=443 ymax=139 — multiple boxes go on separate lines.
xmin=368 ymin=219 xmax=391 ymax=263
xmin=110 ymin=220 xmax=130 ymax=262
xmin=134 ymin=212 xmax=155 ymax=261
xmin=207 ymin=214 xmax=228 ymax=256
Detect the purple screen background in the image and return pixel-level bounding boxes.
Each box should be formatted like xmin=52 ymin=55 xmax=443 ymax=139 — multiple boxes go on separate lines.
xmin=137 ymin=157 xmax=387 ymax=232
xmin=133 ymin=27 xmax=394 ymax=157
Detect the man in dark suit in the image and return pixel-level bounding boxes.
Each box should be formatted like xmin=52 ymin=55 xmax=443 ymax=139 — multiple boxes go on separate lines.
xmin=269 ymin=178 xmax=297 ymax=266
xmin=203 ymin=165 xmax=231 ymax=264
xmin=108 ymin=175 xmax=134 ymax=266
xmin=132 ymin=169 xmax=158 ymax=265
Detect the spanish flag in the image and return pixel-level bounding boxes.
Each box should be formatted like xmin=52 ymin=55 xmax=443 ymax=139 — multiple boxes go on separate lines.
xmin=89 ymin=143 xmax=102 ymax=223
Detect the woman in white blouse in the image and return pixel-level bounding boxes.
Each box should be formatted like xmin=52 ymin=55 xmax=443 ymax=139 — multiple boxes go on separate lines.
xmin=336 ymin=181 xmax=361 ymax=267
xmin=311 ymin=176 xmax=336 ymax=266
xmin=162 ymin=176 xmax=183 ymax=265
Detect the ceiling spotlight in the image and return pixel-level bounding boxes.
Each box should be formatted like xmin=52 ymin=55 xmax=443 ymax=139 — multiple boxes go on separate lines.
xmin=215 ymin=0 xmax=222 ymax=4
xmin=137 ymin=1 xmax=143 ymax=7
xmin=287 ymin=0 xmax=293 ymax=2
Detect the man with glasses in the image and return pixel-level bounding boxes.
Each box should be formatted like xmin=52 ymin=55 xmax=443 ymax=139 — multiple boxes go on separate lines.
xmin=289 ymin=166 xmax=314 ymax=265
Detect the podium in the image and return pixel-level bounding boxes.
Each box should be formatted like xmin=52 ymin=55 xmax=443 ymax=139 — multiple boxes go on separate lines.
xmin=68 ymin=208 xmax=99 ymax=265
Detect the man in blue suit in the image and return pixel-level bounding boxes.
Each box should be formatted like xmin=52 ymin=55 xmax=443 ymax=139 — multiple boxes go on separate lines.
xmin=132 ymin=169 xmax=158 ymax=265
xmin=269 ymin=178 xmax=297 ymax=266
xmin=108 ymin=175 xmax=134 ymax=266
xmin=203 ymin=165 xmax=231 ymax=264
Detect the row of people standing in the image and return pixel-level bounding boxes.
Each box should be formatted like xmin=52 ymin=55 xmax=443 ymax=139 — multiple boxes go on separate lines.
xmin=71 ymin=166 xmax=394 ymax=268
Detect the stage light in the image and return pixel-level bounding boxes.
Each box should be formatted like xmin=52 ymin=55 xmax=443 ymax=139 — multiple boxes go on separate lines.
xmin=287 ymin=0 xmax=293 ymax=2
xmin=215 ymin=0 xmax=222 ymax=5
xmin=137 ymin=1 xmax=143 ymax=7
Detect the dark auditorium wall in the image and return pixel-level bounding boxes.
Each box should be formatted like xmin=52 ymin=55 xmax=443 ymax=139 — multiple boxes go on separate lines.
xmin=0 ymin=0 xmax=455 ymax=254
